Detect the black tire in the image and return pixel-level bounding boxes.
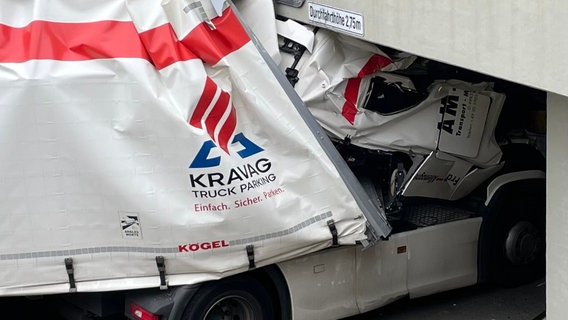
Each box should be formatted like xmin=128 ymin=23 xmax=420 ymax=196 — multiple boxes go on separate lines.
xmin=479 ymin=179 xmax=546 ymax=287
xmin=181 ymin=275 xmax=275 ymax=320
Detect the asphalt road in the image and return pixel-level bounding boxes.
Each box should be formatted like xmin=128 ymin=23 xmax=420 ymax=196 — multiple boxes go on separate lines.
xmin=2 ymin=277 xmax=545 ymax=319
xmin=343 ymin=278 xmax=546 ymax=320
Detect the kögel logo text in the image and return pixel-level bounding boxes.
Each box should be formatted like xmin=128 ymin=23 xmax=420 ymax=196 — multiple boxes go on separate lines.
xmin=178 ymin=240 xmax=229 ymax=252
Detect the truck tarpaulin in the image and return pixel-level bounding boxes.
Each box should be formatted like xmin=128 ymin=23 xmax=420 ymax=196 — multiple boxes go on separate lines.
xmin=0 ymin=0 xmax=388 ymax=296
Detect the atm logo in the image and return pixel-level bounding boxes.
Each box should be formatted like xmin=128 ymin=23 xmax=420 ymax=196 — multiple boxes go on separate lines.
xmin=437 ymin=94 xmax=459 ymax=135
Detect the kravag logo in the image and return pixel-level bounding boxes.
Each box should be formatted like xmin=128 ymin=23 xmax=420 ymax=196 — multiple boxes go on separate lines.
xmin=187 ymin=78 xmax=277 ymax=199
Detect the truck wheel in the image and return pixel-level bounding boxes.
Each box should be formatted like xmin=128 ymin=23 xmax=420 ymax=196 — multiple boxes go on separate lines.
xmin=479 ymin=179 xmax=545 ymax=287
xmin=181 ymin=275 xmax=274 ymax=320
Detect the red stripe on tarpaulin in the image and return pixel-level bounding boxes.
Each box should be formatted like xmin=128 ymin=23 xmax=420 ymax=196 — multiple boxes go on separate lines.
xmin=342 ymin=78 xmax=362 ymax=124
xmin=188 ymin=77 xmax=237 ymax=154
xmin=180 ymin=8 xmax=250 ymax=66
xmin=189 ymin=77 xmax=218 ymax=129
xmin=0 ymin=20 xmax=149 ymax=62
xmin=217 ymin=107 xmax=237 ymax=153
xmin=204 ymin=90 xmax=231 ymax=143
xmin=183 ymin=8 xmax=245 ymax=153
xmin=138 ymin=23 xmax=198 ymax=70
xmin=357 ymin=54 xmax=393 ymax=77
xmin=341 ymin=54 xmax=394 ymax=124
xmin=0 ymin=9 xmax=243 ymax=153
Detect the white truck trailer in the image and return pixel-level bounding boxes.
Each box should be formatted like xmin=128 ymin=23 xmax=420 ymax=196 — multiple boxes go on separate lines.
xmin=0 ymin=0 xmax=547 ymax=319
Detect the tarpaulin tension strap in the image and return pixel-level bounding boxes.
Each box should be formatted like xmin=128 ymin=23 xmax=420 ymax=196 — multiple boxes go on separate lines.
xmin=155 ymin=256 xmax=168 ymax=290
xmin=64 ymin=257 xmax=77 ymax=293
xmin=246 ymin=245 xmax=256 ymax=270
xmin=327 ymin=220 xmax=339 ymax=247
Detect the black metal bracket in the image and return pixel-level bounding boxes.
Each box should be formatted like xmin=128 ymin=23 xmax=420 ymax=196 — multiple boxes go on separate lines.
xmin=395 ymin=162 xmax=406 ymax=193
xmin=327 ymin=219 xmax=339 ymax=247
xmin=279 ymin=27 xmax=319 ymax=87
xmin=155 ymin=256 xmax=168 ymax=290
xmin=64 ymin=257 xmax=77 ymax=293
xmin=280 ymin=38 xmax=306 ymax=87
xmin=285 ymin=67 xmax=300 ymax=87
xmin=246 ymin=245 xmax=256 ymax=270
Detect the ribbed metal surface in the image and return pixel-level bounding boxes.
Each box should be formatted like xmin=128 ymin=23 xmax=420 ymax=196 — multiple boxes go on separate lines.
xmin=403 ymin=204 xmax=473 ymax=227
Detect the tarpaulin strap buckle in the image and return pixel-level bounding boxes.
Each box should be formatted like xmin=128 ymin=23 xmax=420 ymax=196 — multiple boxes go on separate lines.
xmin=246 ymin=245 xmax=256 ymax=270
xmin=155 ymin=256 xmax=168 ymax=290
xmin=64 ymin=257 xmax=77 ymax=293
xmin=327 ymin=220 xmax=339 ymax=247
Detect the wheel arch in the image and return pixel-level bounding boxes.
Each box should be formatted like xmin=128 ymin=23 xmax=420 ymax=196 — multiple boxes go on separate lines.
xmin=175 ymin=265 xmax=291 ymax=320
xmin=484 ymin=170 xmax=546 ymax=206
xmin=250 ymin=264 xmax=293 ymax=320
xmin=124 ymin=265 xmax=292 ymax=320
xmin=477 ymin=175 xmax=546 ymax=286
